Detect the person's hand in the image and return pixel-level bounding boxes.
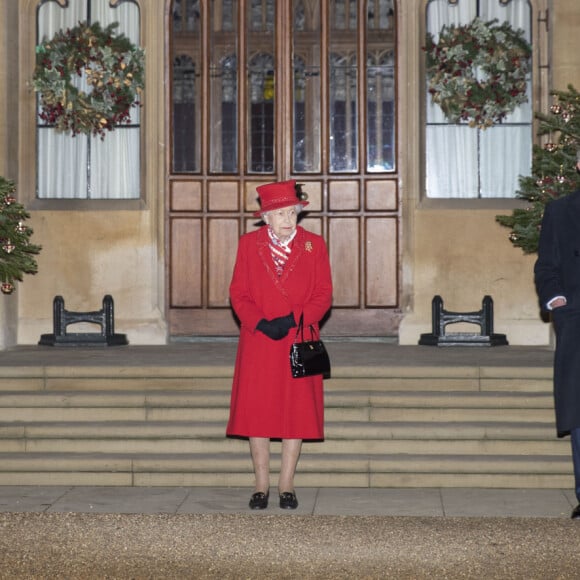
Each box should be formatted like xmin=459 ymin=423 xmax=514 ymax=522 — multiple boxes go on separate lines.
xmin=256 ymin=313 xmax=296 ymax=340
xmin=551 ymin=297 xmax=567 ymax=309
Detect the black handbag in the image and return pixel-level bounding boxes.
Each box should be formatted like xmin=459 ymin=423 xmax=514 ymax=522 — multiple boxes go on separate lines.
xmin=289 ymin=314 xmax=331 ymax=379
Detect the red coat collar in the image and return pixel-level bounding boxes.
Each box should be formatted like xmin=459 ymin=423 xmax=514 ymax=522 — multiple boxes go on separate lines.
xmin=257 ymin=226 xmax=306 ymax=293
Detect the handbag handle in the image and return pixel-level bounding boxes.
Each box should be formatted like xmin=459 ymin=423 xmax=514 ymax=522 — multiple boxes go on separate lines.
xmin=294 ymin=313 xmax=317 ymax=342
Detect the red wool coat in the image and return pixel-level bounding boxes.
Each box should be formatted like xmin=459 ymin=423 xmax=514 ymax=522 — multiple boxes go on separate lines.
xmin=226 ymin=225 xmax=333 ymax=440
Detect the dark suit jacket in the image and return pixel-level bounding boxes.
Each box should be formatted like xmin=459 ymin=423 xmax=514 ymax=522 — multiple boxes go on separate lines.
xmin=535 ymin=190 xmax=580 ymax=437
xmin=535 ymin=190 xmax=580 ymax=310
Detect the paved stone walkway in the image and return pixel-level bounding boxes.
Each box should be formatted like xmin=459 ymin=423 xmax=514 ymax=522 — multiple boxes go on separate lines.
xmin=0 ymin=486 xmax=575 ymax=518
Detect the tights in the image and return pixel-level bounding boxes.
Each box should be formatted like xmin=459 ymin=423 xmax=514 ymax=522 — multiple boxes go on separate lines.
xmin=249 ymin=437 xmax=302 ymax=494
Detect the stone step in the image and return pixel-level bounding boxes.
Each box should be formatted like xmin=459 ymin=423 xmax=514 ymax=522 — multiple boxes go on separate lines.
xmin=309 ymin=438 xmax=569 ymax=456
xmin=0 ymin=452 xmax=571 ymax=489
xmin=4 ymin=437 xmax=568 ymax=456
xmin=0 ymin=407 xmax=555 ymax=423
xmin=0 ymin=421 xmax=568 ymax=456
xmin=0 ymin=419 xmax=560 ymax=440
xmin=0 ymin=390 xmax=555 ymax=423
xmin=0 ymin=366 xmax=552 ymax=393
xmin=0 ymin=420 xmax=555 ymax=441
xmin=0 ymin=390 xmax=553 ymax=407
xmin=0 ymin=452 xmax=570 ymax=474
xmin=0 ymin=356 xmax=562 ymax=488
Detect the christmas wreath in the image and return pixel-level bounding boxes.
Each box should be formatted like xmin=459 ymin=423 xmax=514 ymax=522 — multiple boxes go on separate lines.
xmin=425 ymin=18 xmax=532 ymax=129
xmin=33 ymin=21 xmax=145 ymax=137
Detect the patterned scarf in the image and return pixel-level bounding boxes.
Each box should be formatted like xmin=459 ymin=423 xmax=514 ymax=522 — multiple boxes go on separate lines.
xmin=268 ymin=226 xmax=296 ymax=277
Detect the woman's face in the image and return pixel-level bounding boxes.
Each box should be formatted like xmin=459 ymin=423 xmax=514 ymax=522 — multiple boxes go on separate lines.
xmin=265 ymin=205 xmax=299 ymax=242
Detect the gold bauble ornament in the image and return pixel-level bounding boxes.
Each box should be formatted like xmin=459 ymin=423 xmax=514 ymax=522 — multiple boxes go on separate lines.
xmin=2 ymin=241 xmax=15 ymax=254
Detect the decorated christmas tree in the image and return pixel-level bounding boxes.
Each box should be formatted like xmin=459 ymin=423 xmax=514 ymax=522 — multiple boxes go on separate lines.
xmin=496 ymin=84 xmax=580 ymax=254
xmin=0 ymin=177 xmax=41 ymax=294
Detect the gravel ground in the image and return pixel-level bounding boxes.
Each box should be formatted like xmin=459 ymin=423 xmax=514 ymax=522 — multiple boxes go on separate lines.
xmin=0 ymin=513 xmax=579 ymax=579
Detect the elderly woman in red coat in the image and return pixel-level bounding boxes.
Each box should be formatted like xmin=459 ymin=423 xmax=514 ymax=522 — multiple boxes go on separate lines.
xmin=227 ymin=179 xmax=333 ymax=510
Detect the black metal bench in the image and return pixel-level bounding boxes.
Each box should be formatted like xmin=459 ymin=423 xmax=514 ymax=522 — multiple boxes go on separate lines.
xmin=38 ymin=295 xmax=128 ymax=347
xmin=419 ymin=295 xmax=508 ymax=347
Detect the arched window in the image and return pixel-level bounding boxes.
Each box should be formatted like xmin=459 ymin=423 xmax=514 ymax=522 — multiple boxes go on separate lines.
xmin=425 ymin=0 xmax=533 ymax=198
xmin=36 ymin=0 xmax=142 ymax=199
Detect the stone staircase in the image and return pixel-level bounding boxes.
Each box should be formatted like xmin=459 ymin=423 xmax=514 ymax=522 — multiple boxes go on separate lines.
xmin=0 ymin=359 xmax=571 ymax=488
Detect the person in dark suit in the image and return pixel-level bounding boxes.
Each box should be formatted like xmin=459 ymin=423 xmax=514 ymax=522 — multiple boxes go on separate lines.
xmin=534 ymin=157 xmax=580 ymax=519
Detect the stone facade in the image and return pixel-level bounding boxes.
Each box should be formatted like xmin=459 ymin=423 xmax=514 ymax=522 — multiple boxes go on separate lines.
xmin=0 ymin=0 xmax=576 ymax=347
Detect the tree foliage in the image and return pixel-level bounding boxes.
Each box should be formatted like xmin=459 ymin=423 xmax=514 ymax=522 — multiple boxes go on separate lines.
xmin=0 ymin=177 xmax=42 ymax=294
xmin=496 ymin=84 xmax=580 ymax=254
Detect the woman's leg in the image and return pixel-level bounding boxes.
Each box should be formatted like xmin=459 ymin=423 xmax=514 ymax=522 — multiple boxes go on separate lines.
xmin=279 ymin=438 xmax=302 ymax=492
xmin=249 ymin=437 xmax=270 ymax=492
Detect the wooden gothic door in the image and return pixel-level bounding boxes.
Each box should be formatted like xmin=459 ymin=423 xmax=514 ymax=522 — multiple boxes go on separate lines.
xmin=167 ymin=0 xmax=400 ymax=336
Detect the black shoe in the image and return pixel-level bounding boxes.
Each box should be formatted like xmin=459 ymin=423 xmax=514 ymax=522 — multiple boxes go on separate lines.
xmin=279 ymin=491 xmax=298 ymax=510
xmin=249 ymin=491 xmax=269 ymax=510
xmin=571 ymin=504 xmax=580 ymax=519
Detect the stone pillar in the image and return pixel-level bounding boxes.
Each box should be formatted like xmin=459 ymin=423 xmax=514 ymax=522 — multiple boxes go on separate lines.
xmin=0 ymin=0 xmax=19 ymax=349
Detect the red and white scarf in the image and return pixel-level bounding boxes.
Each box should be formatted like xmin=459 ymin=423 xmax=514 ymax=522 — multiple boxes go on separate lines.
xmin=268 ymin=227 xmax=296 ymax=276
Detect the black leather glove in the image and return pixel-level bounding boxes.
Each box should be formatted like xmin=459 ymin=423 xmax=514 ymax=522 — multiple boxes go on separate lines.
xmin=256 ymin=313 xmax=297 ymax=340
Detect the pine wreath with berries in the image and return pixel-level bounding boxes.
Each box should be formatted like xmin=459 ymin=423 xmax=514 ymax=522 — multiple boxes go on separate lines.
xmin=33 ymin=21 xmax=145 ymax=137
xmin=425 ymin=18 xmax=532 ymax=129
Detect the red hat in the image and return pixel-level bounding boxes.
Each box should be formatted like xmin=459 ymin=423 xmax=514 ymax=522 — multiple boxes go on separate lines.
xmin=253 ymin=179 xmax=309 ymax=217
